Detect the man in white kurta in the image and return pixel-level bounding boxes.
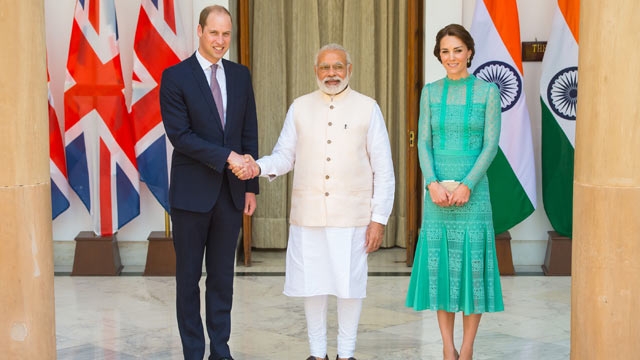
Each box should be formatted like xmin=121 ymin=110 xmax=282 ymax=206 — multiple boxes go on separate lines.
xmin=233 ymin=44 xmax=394 ymax=360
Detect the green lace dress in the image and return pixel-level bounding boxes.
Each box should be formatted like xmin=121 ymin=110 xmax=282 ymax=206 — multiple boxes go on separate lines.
xmin=406 ymin=75 xmax=504 ymax=314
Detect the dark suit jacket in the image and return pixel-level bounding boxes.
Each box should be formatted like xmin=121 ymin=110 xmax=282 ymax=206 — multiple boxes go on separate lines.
xmin=160 ymin=54 xmax=259 ymax=212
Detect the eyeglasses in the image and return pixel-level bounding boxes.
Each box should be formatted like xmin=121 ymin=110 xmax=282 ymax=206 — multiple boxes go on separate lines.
xmin=317 ymin=63 xmax=348 ymax=72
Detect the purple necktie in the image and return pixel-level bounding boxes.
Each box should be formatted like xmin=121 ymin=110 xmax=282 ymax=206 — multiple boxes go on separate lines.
xmin=210 ymin=64 xmax=225 ymax=128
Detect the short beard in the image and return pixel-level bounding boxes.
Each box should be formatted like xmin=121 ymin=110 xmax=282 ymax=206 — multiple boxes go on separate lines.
xmin=317 ymin=74 xmax=350 ymax=95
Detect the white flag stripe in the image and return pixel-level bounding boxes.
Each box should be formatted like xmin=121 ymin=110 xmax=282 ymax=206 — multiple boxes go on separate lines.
xmin=500 ymin=98 xmax=537 ymax=205
xmin=131 ymin=51 xmax=157 ymax=106
xmin=97 ymin=119 xmax=140 ymax=185
xmin=540 ymin=7 xmax=579 ymax=146
xmin=134 ymin=122 xmax=167 ymax=155
xmin=80 ymin=111 xmax=101 ymax=226
xmin=50 ymin=161 xmax=70 ymax=197
xmin=73 ymin=2 xmax=118 ymax=63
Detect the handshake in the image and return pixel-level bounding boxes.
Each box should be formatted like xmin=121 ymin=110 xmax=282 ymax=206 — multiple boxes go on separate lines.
xmin=228 ymin=152 xmax=260 ymax=180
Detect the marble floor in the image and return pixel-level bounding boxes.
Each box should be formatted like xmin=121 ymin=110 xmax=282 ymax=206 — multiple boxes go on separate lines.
xmin=54 ymin=248 xmax=571 ymax=360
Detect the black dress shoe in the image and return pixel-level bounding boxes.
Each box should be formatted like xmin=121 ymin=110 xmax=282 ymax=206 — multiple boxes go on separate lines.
xmin=306 ymin=356 xmax=329 ymax=360
xmin=336 ymin=356 xmax=356 ymax=360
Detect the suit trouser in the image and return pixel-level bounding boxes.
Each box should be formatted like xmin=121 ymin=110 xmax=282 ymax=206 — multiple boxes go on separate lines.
xmin=172 ymin=179 xmax=242 ymax=360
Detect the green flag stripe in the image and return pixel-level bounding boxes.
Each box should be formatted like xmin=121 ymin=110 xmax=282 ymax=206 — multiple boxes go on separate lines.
xmin=487 ymin=150 xmax=535 ymax=234
xmin=541 ymin=100 xmax=574 ymax=237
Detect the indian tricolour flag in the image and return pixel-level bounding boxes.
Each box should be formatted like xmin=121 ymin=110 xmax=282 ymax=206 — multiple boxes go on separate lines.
xmin=469 ymin=0 xmax=537 ymax=234
xmin=540 ymin=0 xmax=579 ymax=238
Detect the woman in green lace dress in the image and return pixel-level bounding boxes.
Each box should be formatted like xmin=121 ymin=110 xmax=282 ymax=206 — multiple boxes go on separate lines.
xmin=406 ymin=24 xmax=504 ymax=360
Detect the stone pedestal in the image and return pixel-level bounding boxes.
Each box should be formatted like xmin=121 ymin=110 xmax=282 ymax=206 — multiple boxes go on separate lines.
xmin=542 ymin=231 xmax=571 ymax=276
xmin=495 ymin=231 xmax=515 ymax=275
xmin=71 ymin=231 xmax=123 ymax=276
xmin=143 ymin=231 xmax=175 ymax=276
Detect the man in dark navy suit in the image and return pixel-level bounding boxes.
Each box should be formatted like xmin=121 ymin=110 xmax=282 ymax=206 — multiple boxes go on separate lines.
xmin=159 ymin=5 xmax=258 ymax=360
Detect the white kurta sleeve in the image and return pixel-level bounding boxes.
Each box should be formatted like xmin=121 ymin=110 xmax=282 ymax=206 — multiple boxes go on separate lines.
xmin=367 ymin=104 xmax=395 ymax=225
xmin=256 ymin=104 xmax=297 ymax=181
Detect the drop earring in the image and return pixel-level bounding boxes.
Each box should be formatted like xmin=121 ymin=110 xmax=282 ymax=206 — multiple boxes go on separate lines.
xmin=467 ymin=58 xmax=471 ymax=67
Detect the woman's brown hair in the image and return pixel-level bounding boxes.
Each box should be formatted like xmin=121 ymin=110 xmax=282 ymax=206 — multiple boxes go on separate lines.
xmin=433 ymin=24 xmax=475 ymax=67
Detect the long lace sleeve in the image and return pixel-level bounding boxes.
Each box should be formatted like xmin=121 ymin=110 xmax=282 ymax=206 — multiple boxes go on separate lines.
xmin=418 ymin=84 xmax=438 ymax=185
xmin=460 ymin=83 xmax=501 ymax=190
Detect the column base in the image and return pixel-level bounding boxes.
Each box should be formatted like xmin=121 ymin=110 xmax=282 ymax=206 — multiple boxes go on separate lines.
xmin=495 ymin=231 xmax=515 ymax=275
xmin=71 ymin=231 xmax=123 ymax=276
xmin=542 ymin=231 xmax=572 ymax=276
xmin=143 ymin=231 xmax=175 ymax=276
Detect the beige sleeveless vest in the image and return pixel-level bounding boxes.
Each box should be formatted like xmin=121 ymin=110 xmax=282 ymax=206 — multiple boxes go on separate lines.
xmin=290 ymin=87 xmax=376 ymax=227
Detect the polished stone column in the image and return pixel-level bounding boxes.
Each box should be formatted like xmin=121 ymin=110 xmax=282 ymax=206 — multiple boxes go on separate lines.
xmin=572 ymin=0 xmax=640 ymax=359
xmin=0 ymin=1 xmax=56 ymax=358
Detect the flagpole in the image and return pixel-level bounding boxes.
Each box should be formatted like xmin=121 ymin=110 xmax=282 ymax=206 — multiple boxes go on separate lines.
xmin=165 ymin=211 xmax=171 ymax=237
xmin=238 ymin=0 xmax=252 ymax=267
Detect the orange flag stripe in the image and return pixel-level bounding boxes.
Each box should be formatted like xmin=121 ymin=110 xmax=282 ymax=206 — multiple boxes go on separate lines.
xmin=483 ymin=0 xmax=523 ymax=74
xmin=559 ymin=0 xmax=580 ymax=44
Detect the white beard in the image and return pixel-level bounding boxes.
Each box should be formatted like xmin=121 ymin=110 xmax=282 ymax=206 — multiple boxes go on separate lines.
xmin=317 ymin=73 xmax=350 ymax=95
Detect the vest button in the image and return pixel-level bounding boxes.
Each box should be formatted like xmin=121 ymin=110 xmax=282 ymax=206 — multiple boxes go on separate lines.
xmin=326 ymin=157 xmax=331 ymax=162
xmin=325 ymin=192 xmax=330 ymax=196
xmin=325 ymin=175 xmax=330 ymax=179
xmin=328 ymin=122 xmax=333 ymax=126
xmin=327 ymin=140 xmax=332 ymax=144
xmin=330 ymin=105 xmax=334 ymax=109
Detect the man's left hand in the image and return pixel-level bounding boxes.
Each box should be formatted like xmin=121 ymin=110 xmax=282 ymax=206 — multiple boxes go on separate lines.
xmin=365 ymin=221 xmax=385 ymax=253
xmin=244 ymin=192 xmax=257 ymax=216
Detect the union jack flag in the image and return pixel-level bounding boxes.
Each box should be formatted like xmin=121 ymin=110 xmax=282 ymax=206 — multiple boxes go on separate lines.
xmin=131 ymin=0 xmax=187 ymax=211
xmin=49 ymin=66 xmax=70 ymax=219
xmin=64 ymin=0 xmax=140 ymax=236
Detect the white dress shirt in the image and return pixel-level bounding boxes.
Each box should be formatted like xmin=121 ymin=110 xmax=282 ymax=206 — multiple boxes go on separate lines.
xmin=195 ymin=50 xmax=227 ymax=123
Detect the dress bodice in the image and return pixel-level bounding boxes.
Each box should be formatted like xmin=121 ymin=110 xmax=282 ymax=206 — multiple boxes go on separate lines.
xmin=417 ymin=75 xmax=501 ymax=190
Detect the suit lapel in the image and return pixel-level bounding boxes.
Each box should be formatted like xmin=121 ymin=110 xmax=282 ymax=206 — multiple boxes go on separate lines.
xmin=222 ymin=59 xmax=234 ymax=135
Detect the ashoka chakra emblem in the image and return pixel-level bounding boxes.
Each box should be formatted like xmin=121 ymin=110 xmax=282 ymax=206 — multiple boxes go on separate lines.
xmin=473 ymin=61 xmax=522 ymax=112
xmin=547 ymin=66 xmax=578 ymax=121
